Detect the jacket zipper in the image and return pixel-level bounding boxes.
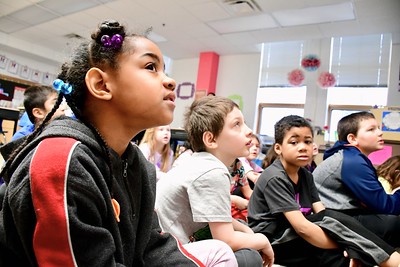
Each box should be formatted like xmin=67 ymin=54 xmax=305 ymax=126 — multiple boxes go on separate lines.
xmin=122 ymin=159 xmax=136 ymax=220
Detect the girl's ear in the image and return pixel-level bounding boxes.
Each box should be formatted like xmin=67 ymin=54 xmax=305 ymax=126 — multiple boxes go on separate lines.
xmin=85 ymin=67 xmax=112 ymax=100
xmin=202 ymin=131 xmax=217 ymax=149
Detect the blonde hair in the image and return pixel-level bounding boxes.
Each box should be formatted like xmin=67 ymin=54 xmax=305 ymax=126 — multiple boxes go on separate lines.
xmin=376 ymin=155 xmax=400 ymax=191
xmin=139 ymin=126 xmax=172 ymax=172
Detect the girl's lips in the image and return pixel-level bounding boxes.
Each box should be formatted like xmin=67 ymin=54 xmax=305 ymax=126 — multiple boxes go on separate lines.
xmin=164 ymin=92 xmax=176 ymax=102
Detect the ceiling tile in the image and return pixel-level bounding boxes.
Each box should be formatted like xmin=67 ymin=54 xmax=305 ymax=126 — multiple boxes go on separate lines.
xmin=208 ymin=14 xmax=278 ymax=34
xmin=272 ymin=2 xmax=355 ymax=27
xmin=185 ymin=1 xmax=231 ymax=22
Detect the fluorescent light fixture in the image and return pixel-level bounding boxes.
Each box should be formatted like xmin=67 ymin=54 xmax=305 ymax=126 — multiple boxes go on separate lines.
xmin=147 ymin=31 xmax=167 ymax=43
xmin=39 ymin=0 xmax=112 ymax=16
xmin=0 ymin=17 xmax=31 ymax=33
xmin=272 ymin=2 xmax=355 ymax=27
xmin=8 ymin=5 xmax=58 ymax=25
xmin=0 ymin=0 xmax=116 ymax=33
xmin=208 ymin=14 xmax=278 ymax=34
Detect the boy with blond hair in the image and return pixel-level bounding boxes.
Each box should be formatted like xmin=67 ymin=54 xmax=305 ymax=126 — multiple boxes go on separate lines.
xmin=313 ymin=111 xmax=400 ymax=247
xmin=156 ymin=96 xmax=274 ymax=267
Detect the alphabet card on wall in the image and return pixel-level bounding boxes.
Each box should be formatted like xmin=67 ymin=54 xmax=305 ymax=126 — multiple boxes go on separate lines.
xmin=7 ymin=60 xmax=19 ymax=74
xmin=20 ymin=65 xmax=31 ymax=79
xmin=0 ymin=55 xmax=7 ymax=69
xmin=31 ymin=70 xmax=41 ymax=82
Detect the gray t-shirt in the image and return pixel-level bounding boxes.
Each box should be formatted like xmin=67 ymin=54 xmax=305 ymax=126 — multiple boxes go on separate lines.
xmin=155 ymin=152 xmax=232 ymax=243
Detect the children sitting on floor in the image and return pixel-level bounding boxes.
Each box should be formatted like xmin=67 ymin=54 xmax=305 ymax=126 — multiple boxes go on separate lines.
xmin=248 ymin=115 xmax=400 ymax=267
xmin=313 ymin=111 xmax=400 ymax=248
xmin=156 ymin=96 xmax=274 ymax=267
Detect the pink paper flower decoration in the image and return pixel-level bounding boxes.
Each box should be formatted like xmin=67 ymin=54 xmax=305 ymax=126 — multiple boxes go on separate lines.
xmin=301 ymin=55 xmax=320 ymax=71
xmin=318 ymin=72 xmax=336 ymax=88
xmin=288 ymin=69 xmax=305 ymax=86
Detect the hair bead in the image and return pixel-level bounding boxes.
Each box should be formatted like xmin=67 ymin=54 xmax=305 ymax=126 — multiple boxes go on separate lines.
xmin=101 ymin=34 xmax=123 ymax=49
xmin=52 ymin=79 xmax=73 ymax=95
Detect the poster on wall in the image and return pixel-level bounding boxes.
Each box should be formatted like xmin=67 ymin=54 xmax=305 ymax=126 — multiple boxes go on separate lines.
xmin=12 ymin=86 xmax=25 ymax=108
xmin=7 ymin=60 xmax=19 ymax=74
xmin=20 ymin=65 xmax=31 ymax=79
xmin=42 ymin=72 xmax=53 ymax=85
xmin=176 ymin=82 xmax=195 ymax=100
xmin=0 ymin=55 xmax=7 ymax=69
xmin=31 ymin=70 xmax=41 ymax=82
xmin=0 ymin=74 xmax=38 ymax=108
xmin=382 ymin=111 xmax=400 ymax=132
xmin=228 ymin=94 xmax=244 ymax=110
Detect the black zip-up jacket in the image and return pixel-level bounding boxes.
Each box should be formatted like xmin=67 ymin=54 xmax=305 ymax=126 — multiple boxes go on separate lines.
xmin=0 ymin=116 xmax=201 ymax=266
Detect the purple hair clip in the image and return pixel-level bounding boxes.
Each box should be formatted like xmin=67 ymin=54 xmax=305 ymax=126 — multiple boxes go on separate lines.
xmin=100 ymin=34 xmax=123 ymax=49
xmin=53 ymin=79 xmax=73 ymax=95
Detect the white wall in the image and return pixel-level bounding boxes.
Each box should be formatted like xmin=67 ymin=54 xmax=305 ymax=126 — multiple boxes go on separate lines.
xmin=0 ymin=48 xmax=60 ymax=84
xmin=0 ymin=32 xmax=62 ymax=82
xmin=169 ymin=57 xmax=199 ymax=129
xmin=169 ymin=53 xmax=261 ymax=131
xmin=216 ymin=54 xmax=261 ymax=129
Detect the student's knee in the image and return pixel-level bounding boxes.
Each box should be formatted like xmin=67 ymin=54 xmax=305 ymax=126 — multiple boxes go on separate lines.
xmin=183 ymin=239 xmax=238 ymax=267
xmin=234 ymin=248 xmax=263 ymax=267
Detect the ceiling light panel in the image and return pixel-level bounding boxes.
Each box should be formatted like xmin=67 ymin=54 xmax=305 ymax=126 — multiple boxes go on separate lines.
xmin=273 ymin=2 xmax=355 ymax=27
xmin=0 ymin=16 xmax=30 ymax=33
xmin=8 ymin=5 xmax=58 ymax=25
xmin=38 ymin=0 xmax=103 ymax=16
xmin=208 ymin=14 xmax=278 ymax=34
xmin=0 ymin=0 xmax=116 ymax=33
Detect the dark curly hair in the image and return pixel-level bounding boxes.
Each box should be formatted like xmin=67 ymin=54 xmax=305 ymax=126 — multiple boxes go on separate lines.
xmin=274 ymin=115 xmax=313 ymax=145
xmin=2 ymin=20 xmax=148 ymax=196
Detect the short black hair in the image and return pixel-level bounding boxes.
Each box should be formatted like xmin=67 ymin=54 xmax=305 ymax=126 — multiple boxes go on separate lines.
xmin=274 ymin=115 xmax=313 ymax=144
xmin=24 ymin=85 xmax=57 ymax=124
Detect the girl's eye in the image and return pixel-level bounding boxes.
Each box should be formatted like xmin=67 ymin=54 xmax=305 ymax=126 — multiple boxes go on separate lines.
xmin=145 ymin=63 xmax=156 ymax=72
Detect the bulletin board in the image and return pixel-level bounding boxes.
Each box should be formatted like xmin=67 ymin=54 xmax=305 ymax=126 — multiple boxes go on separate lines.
xmin=0 ymin=74 xmax=38 ymax=108
xmin=370 ymin=106 xmax=400 ymax=142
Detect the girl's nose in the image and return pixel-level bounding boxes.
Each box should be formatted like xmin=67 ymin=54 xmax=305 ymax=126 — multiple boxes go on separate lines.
xmin=164 ymin=76 xmax=176 ymax=91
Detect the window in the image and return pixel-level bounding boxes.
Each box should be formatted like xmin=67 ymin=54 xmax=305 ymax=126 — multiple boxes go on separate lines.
xmin=255 ymin=87 xmax=306 ymax=136
xmin=256 ymin=41 xmax=306 ymax=137
xmin=326 ymin=105 xmax=373 ymax=142
xmin=259 ymin=41 xmax=305 ymax=87
xmin=330 ymin=34 xmax=391 ymax=87
xmin=257 ymin=103 xmax=304 ymax=137
xmin=324 ymin=34 xmax=391 ymax=142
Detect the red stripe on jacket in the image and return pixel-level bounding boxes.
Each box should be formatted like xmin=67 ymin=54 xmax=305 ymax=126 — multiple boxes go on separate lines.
xmin=165 ymin=232 xmax=205 ymax=267
xmin=30 ymin=137 xmax=79 ymax=267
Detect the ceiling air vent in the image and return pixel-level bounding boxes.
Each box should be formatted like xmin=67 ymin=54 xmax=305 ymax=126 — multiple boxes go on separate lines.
xmin=64 ymin=33 xmax=83 ymax=39
xmin=222 ymin=0 xmax=262 ymax=14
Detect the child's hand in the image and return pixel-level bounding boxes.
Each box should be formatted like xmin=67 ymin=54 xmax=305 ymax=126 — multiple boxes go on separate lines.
xmin=344 ymin=250 xmax=363 ymax=267
xmin=247 ymin=171 xmax=261 ymax=184
xmin=260 ymin=240 xmax=274 ymax=267
xmin=235 ymin=197 xmax=248 ymax=210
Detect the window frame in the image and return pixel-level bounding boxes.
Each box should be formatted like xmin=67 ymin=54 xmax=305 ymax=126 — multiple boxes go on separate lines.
xmin=256 ymin=103 xmax=304 ymax=134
